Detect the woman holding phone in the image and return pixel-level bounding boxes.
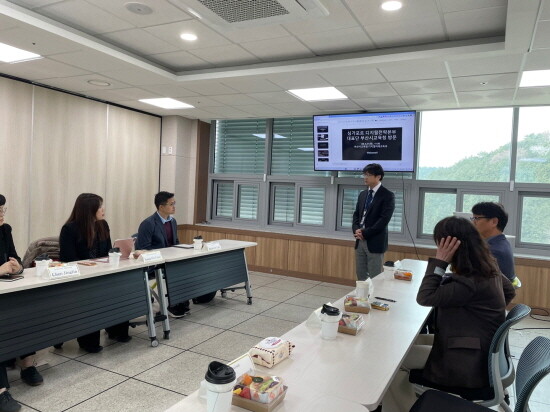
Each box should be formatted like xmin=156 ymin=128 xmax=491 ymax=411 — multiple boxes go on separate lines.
xmin=59 ymin=193 xmax=131 ymax=353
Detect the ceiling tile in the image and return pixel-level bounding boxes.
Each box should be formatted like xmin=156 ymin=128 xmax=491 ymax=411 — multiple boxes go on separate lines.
xmin=187 ymin=44 xmax=261 ymax=66
xmin=179 ymin=81 xmax=238 ymax=95
xmin=378 ymin=60 xmax=448 ymax=82
xmin=239 ymin=36 xmax=315 ymax=61
xmin=532 ymin=20 xmax=550 ymax=50
xmin=37 ymin=0 xmax=134 ymax=34
xmin=401 ymin=93 xmax=458 ymax=109
xmin=318 ymin=66 xmax=386 ymax=86
xmin=236 ymin=104 xmax=289 ymax=117
xmin=198 ymin=105 xmax=255 ymax=118
xmin=0 ymin=58 xmax=90 ymax=80
xmin=391 ymin=78 xmax=452 ymax=95
xmin=0 ymin=25 xmax=82 ymax=56
xmin=444 ymin=7 xmax=506 ymax=40
xmin=246 ymin=91 xmax=298 ymax=104
xmin=266 ymin=72 xmax=330 ymax=90
xmin=524 ymin=49 xmax=550 ymax=71
xmin=296 ymin=27 xmax=374 ymax=55
xmin=220 ymin=78 xmax=281 ymax=93
xmin=346 ymin=0 xmax=440 ymax=27
xmin=270 ymin=101 xmax=319 ymax=115
xmin=448 ymin=54 xmax=523 ymax=76
xmin=339 ymin=83 xmax=397 ymax=99
xmin=99 ymin=29 xmax=179 ymax=56
xmin=366 ymin=18 xmax=446 ymax=48
xmin=140 ymin=83 xmax=199 ymax=97
xmin=514 ymin=87 xmax=550 ymax=105
xmin=0 ymin=14 xmax=20 ymax=31
xmin=49 ymin=49 xmax=140 ymax=72
xmin=221 ymin=24 xmax=290 ymax=43
xmin=310 ymin=99 xmax=362 ymax=111
xmin=353 ymin=96 xmax=407 ymax=110
xmin=452 ymin=73 xmax=519 ymax=92
xmin=144 ymin=20 xmax=232 ymax=50
xmin=37 ymin=74 xmax=130 ymax=92
xmin=456 ymin=89 xmax=515 ymax=106
xmin=209 ymin=94 xmax=261 ymax=106
xmin=282 ymin=0 xmax=359 ymax=35
xmin=79 ymin=87 xmax=160 ymax=102
xmin=148 ymin=50 xmax=212 ymax=71
xmin=7 ymin=0 xmax=63 ymax=8
xmin=438 ymin=0 xmax=507 ymax=13
xmin=101 ymin=68 xmax=174 ymax=86
xmin=90 ymin=0 xmax=193 ymax=28
xmin=179 ymin=96 xmax=226 ymax=107
xmin=541 ymin=0 xmax=550 ymax=20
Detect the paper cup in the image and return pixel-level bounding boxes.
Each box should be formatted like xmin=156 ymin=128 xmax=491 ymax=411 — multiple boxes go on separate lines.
xmin=35 ymin=259 xmax=52 ymax=278
xmin=109 ymin=252 xmax=121 ymax=266
xmin=206 ymin=380 xmax=236 ymax=412
xmin=193 ymin=239 xmax=203 ymax=250
xmin=321 ymin=312 xmax=341 ymax=340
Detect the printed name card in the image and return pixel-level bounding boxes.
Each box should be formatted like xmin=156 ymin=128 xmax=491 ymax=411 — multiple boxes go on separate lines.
xmin=141 ymin=251 xmax=163 ymax=264
xmin=48 ymin=265 xmax=80 ymax=280
xmin=206 ymin=241 xmax=222 ymax=251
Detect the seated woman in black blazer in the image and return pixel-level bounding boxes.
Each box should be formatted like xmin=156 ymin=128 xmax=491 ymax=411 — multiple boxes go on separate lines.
xmin=58 ymin=193 xmax=131 ymax=353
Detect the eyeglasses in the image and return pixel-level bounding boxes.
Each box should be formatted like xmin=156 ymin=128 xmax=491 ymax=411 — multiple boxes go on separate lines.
xmin=470 ymin=216 xmax=489 ymax=221
xmin=0 ymin=207 xmax=6 ymax=215
xmin=362 ymin=173 xmax=374 ymax=178
xmin=163 ymin=202 xmax=176 ymax=207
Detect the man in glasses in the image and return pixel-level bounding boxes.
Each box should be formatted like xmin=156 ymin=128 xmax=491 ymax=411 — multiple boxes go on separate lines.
xmin=352 ymin=163 xmax=395 ymax=280
xmin=471 ymin=202 xmax=521 ymax=288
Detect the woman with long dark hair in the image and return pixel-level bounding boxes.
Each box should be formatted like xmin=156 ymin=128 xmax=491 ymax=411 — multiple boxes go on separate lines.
xmin=383 ymin=216 xmax=515 ymax=412
xmin=59 ymin=193 xmax=130 ymax=353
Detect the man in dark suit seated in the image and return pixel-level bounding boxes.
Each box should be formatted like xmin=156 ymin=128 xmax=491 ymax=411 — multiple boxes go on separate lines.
xmin=352 ymin=163 xmax=395 ymax=280
xmin=136 ymin=191 xmax=190 ymax=318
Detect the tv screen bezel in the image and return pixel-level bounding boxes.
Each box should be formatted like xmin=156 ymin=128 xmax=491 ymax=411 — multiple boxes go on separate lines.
xmin=312 ymin=110 xmax=417 ymax=173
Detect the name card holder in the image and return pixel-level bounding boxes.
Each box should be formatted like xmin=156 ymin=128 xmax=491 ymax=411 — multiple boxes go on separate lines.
xmin=141 ymin=251 xmax=163 ymax=264
xmin=206 ymin=241 xmax=222 ymax=251
xmin=48 ymin=265 xmax=80 ymax=280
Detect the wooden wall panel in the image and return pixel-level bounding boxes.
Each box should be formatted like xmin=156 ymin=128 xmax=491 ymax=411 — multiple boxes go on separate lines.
xmin=30 ymin=88 xmax=107 ymax=242
xmin=288 ymin=240 xmax=323 ymax=275
xmin=322 ymin=244 xmax=356 ymax=280
xmin=0 ymin=78 xmax=33 ymax=253
xmin=226 ymin=234 xmax=258 ymax=266
xmin=514 ymin=264 xmax=550 ymax=309
xmin=255 ymin=237 xmax=288 ymax=270
xmin=105 ymin=106 xmax=161 ymax=241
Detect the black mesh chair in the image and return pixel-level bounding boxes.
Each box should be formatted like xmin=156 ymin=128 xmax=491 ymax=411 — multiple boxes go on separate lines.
xmin=410 ymin=304 xmax=531 ymax=411
xmin=410 ymin=335 xmax=550 ymax=412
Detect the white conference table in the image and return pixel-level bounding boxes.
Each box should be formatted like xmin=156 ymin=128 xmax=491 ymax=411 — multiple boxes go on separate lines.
xmin=167 ymin=259 xmax=430 ymax=411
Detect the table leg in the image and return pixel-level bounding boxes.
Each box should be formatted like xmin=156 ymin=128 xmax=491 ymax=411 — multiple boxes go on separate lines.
xmin=243 ymin=252 xmax=253 ymax=305
xmin=155 ymin=266 xmax=171 ymax=339
xmin=143 ymin=269 xmax=159 ymax=347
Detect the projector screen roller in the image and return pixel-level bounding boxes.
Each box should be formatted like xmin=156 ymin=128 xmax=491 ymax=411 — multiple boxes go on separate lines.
xmin=313 ymin=111 xmax=416 ymax=172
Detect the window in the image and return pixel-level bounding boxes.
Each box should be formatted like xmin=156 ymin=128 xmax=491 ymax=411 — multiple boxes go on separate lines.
xmin=519 ymin=194 xmax=550 ymax=246
xmin=271 ymin=117 xmax=330 ymax=176
xmin=213 ymin=181 xmax=234 ymax=218
xmin=516 ymin=106 xmax=550 ymax=184
xmin=299 ymin=187 xmax=325 ymax=225
xmin=461 ymin=193 xmax=500 ymax=213
xmin=214 ymin=119 xmax=266 ymax=174
xmin=237 ymin=184 xmax=259 ymax=220
xmin=271 ymin=184 xmax=295 ymax=224
xmin=418 ymin=108 xmax=513 ymax=182
xmin=421 ymin=190 xmax=457 ymax=235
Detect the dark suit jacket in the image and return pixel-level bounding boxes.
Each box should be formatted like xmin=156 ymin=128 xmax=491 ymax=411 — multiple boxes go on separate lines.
xmin=136 ymin=213 xmax=179 ymax=250
xmin=0 ymin=224 xmax=22 ymax=266
xmin=351 ymin=185 xmax=395 ymax=253
xmin=417 ymin=258 xmax=516 ymax=388
xmin=59 ymin=221 xmax=112 ymax=262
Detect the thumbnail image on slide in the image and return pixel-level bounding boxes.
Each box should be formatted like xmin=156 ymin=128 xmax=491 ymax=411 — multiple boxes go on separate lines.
xmin=342 ymin=128 xmax=402 ymax=161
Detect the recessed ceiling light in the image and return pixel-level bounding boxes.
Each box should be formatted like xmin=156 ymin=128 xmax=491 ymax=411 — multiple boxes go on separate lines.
xmin=0 ymin=42 xmax=41 ymax=63
xmin=139 ymin=98 xmax=195 ymax=109
xmin=125 ymin=2 xmax=153 ymax=15
xmin=520 ymin=70 xmax=550 ymax=87
xmin=381 ymin=1 xmax=403 ymax=11
xmin=479 ymin=81 xmax=488 ymax=85
xmin=287 ymin=87 xmax=348 ymax=102
xmin=180 ymin=33 xmax=198 ymax=41
xmin=87 ymin=79 xmax=111 ymax=87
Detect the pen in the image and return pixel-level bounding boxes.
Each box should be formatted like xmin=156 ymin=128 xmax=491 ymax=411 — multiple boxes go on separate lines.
xmin=375 ymin=296 xmax=396 ymax=302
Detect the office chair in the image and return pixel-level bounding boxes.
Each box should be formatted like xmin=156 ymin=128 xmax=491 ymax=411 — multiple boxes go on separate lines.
xmin=410 ymin=335 xmax=550 ymax=412
xmin=21 ymin=236 xmax=60 ymax=268
xmin=410 ymin=304 xmax=531 ymax=412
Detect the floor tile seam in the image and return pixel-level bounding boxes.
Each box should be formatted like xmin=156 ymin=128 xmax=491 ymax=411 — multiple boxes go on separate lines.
xmin=128 ymin=349 xmax=190 ymax=378
xmin=59 ymin=377 xmax=131 ymax=412
xmin=130 ymin=376 xmax=189 ymax=396
xmin=164 ymin=328 xmax=228 ymax=352
xmin=186 ymin=348 xmax=233 ymax=364
xmin=257 ymin=311 xmax=304 ymax=323
xmin=196 ymin=302 xmax=274 ymax=315
xmin=71 ymin=357 xmax=137 ymax=379
xmin=13 ymin=400 xmax=41 ymax=412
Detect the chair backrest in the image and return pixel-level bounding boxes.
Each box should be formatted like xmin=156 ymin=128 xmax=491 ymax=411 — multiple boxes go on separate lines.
xmin=514 ymin=336 xmax=550 ymax=412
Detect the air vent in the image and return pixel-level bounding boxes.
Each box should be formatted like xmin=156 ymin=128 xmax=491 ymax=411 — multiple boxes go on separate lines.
xmin=170 ymin=0 xmax=328 ymax=27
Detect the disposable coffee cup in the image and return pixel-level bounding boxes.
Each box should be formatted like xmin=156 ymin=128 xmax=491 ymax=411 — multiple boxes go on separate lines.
xmin=356 ymin=281 xmax=367 ymax=298
xmin=35 ymin=259 xmax=52 ymax=278
xmin=383 ymin=261 xmax=395 ymax=276
xmin=193 ymin=236 xmax=203 ymax=251
xmin=320 ymin=304 xmax=341 ymax=340
xmin=205 ymin=361 xmax=236 ymax=412
xmin=109 ymin=252 xmax=121 ymax=266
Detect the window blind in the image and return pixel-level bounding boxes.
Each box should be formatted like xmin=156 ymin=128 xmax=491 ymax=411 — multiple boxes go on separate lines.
xmin=237 ymin=184 xmax=258 ymax=219
xmin=214 ymin=119 xmax=266 ymax=174
xmin=215 ymin=182 xmax=234 ymax=218
xmin=272 ymin=184 xmax=295 ymax=223
xmin=299 ymin=187 xmax=325 ymax=225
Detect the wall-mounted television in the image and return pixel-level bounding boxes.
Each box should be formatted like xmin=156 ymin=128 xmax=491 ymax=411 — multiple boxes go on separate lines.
xmin=313 ymin=111 xmax=417 ymax=172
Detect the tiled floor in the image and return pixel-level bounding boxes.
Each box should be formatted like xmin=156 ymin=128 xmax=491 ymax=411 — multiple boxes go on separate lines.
xmin=6 ymin=272 xmax=550 ymax=412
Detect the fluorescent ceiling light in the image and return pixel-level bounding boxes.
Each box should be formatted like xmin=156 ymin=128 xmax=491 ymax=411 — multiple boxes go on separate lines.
xmin=139 ymin=98 xmax=194 ymax=109
xmin=87 ymin=79 xmax=111 ymax=87
xmin=381 ymin=1 xmax=402 ymax=11
xmin=520 ymin=70 xmax=550 ymax=87
xmin=287 ymin=87 xmax=348 ymax=102
xmin=0 ymin=42 xmax=41 ymax=63
xmin=253 ymin=133 xmax=286 ymax=139
xmin=180 ymin=33 xmax=198 ymax=41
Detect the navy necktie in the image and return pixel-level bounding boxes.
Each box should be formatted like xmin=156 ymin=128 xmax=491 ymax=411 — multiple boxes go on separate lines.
xmin=365 ymin=189 xmax=374 ymax=212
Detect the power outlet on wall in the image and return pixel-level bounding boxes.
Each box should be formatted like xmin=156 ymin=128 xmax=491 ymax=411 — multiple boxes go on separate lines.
xmin=168 ymin=146 xmax=173 ymax=154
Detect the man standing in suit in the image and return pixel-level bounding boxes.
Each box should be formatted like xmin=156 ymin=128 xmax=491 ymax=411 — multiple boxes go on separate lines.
xmin=136 ymin=191 xmax=190 ymax=318
xmin=352 ymin=163 xmax=395 ymax=280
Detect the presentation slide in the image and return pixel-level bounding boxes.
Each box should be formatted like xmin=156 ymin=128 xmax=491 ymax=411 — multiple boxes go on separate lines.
xmin=313 ymin=112 xmax=416 ymax=172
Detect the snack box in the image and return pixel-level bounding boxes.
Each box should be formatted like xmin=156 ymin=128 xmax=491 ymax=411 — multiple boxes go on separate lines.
xmin=344 ymin=295 xmax=371 ymax=314
xmin=394 ymin=269 xmax=413 ymax=281
xmin=232 ymin=386 xmax=288 ymax=412
xmin=371 ymin=301 xmax=390 ymax=311
xmin=338 ymin=313 xmax=365 ymax=335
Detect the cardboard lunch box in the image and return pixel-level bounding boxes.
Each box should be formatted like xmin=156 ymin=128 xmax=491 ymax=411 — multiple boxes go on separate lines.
xmin=232 ymin=386 xmax=288 ymax=412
